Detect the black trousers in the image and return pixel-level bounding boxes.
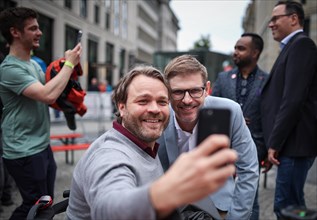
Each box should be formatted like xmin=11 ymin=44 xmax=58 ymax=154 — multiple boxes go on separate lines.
xmin=0 ymin=157 xmax=13 ymax=203
xmin=3 ymin=146 xmax=57 ymax=220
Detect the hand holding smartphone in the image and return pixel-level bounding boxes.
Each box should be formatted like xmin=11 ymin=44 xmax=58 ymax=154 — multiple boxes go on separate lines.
xmin=196 ymin=108 xmax=231 ymax=146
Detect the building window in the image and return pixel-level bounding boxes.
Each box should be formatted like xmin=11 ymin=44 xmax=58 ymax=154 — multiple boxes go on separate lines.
xmin=138 ymin=5 xmax=156 ymax=28
xmin=122 ymin=0 xmax=128 ymax=39
xmin=106 ymin=42 xmax=114 ymax=84
xmin=105 ymin=12 xmax=111 ymax=30
xmin=80 ymin=0 xmax=87 ymax=18
xmin=138 ymin=27 xmax=156 ymax=46
xmin=114 ymin=0 xmax=120 ymax=36
xmin=105 ymin=0 xmax=111 ymax=31
xmin=119 ymin=49 xmax=125 ymax=78
xmin=64 ymin=0 xmax=72 ymax=9
xmin=94 ymin=5 xmax=100 ymax=24
xmin=88 ymin=39 xmax=98 ymax=86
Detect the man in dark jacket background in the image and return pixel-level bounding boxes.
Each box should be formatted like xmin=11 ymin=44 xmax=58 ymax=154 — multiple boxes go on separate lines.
xmin=212 ymin=32 xmax=268 ymax=220
xmin=261 ymin=1 xmax=317 ymax=218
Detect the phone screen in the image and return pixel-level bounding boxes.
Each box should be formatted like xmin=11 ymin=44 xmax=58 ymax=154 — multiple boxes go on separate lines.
xmin=76 ymin=30 xmax=82 ymax=45
xmin=196 ymin=108 xmax=231 ymax=146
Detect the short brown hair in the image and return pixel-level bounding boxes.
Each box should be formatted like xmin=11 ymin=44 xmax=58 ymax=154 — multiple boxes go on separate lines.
xmin=164 ymin=55 xmax=208 ymax=85
xmin=0 ymin=7 xmax=38 ymax=45
xmin=112 ymin=65 xmax=169 ymax=122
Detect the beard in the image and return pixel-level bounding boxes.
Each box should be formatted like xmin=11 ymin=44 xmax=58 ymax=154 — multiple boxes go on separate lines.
xmin=122 ymin=112 xmax=169 ymax=144
xmin=233 ymin=57 xmax=252 ymax=68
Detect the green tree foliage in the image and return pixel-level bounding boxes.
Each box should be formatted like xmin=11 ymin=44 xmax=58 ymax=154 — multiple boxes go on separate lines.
xmin=192 ymin=34 xmax=211 ymax=51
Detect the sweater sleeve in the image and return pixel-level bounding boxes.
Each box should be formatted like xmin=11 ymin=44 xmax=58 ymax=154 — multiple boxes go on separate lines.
xmin=88 ymin=165 xmax=156 ymax=220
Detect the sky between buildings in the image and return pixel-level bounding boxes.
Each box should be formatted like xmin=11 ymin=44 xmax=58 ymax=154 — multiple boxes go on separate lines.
xmin=170 ymin=0 xmax=251 ymax=55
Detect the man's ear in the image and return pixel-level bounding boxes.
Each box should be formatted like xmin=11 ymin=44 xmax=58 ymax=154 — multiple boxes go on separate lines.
xmin=252 ymin=49 xmax=260 ymax=60
xmin=290 ymin=13 xmax=299 ymax=27
xmin=205 ymin=81 xmax=211 ymax=96
xmin=117 ymin=102 xmax=125 ymax=117
xmin=10 ymin=27 xmax=20 ymax=38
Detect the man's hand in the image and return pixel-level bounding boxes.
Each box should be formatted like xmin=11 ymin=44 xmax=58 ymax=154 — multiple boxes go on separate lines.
xmin=261 ymin=158 xmax=273 ymax=173
xmin=150 ymin=135 xmax=237 ymax=218
xmin=64 ymin=43 xmax=82 ymax=67
xmin=244 ymin=117 xmax=251 ymax=125
xmin=268 ymin=148 xmax=280 ymax=165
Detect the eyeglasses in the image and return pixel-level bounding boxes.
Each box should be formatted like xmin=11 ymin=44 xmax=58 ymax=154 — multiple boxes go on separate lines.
xmin=240 ymin=79 xmax=247 ymax=96
xmin=269 ymin=13 xmax=293 ymax=23
xmin=171 ymin=87 xmax=205 ymax=100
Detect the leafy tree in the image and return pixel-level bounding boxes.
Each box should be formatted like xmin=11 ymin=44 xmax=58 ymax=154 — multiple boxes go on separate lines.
xmin=192 ymin=34 xmax=212 ymax=51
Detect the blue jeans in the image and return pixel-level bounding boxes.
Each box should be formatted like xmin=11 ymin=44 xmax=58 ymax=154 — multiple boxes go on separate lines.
xmin=274 ymin=156 xmax=315 ymax=219
xmin=250 ymin=184 xmax=259 ymax=220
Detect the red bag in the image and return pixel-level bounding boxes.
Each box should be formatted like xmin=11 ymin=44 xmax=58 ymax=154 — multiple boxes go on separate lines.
xmin=46 ymin=58 xmax=87 ymax=130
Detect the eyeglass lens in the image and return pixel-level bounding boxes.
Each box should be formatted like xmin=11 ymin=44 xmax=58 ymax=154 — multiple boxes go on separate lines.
xmin=172 ymin=87 xmax=205 ymax=100
xmin=269 ymin=14 xmax=292 ymax=23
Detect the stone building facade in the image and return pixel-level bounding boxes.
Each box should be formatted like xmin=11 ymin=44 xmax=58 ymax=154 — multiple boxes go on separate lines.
xmin=0 ymin=0 xmax=179 ymax=89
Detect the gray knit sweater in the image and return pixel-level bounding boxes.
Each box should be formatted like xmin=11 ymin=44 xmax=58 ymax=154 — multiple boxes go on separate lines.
xmin=66 ymin=128 xmax=164 ymax=220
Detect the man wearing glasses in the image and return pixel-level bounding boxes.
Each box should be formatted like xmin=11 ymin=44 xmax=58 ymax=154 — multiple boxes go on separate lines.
xmin=261 ymin=1 xmax=317 ymax=219
xmin=158 ymin=55 xmax=259 ymax=219
xmin=212 ymin=33 xmax=269 ymax=220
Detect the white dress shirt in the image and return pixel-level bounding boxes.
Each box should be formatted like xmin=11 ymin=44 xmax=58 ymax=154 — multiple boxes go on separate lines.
xmin=174 ymin=116 xmax=198 ymax=153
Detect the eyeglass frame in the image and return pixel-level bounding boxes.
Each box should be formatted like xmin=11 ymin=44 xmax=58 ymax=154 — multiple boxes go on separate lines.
xmin=171 ymin=86 xmax=206 ymax=100
xmin=269 ymin=13 xmax=293 ymax=24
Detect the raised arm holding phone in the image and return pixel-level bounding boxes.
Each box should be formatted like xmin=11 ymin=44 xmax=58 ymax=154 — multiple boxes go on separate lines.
xmin=0 ymin=7 xmax=81 ymax=219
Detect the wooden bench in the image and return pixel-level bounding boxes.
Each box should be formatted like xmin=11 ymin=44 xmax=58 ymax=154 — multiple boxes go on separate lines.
xmin=50 ymin=133 xmax=83 ymax=144
xmin=50 ymin=133 xmax=90 ymax=165
xmin=51 ymin=143 xmax=91 ymax=152
xmin=51 ymin=143 xmax=90 ymax=165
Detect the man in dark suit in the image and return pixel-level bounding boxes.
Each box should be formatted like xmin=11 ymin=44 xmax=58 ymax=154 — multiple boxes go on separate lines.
xmin=261 ymin=1 xmax=317 ymax=219
xmin=212 ymin=33 xmax=268 ymax=220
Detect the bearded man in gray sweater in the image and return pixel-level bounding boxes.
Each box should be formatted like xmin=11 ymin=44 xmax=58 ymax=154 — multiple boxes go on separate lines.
xmin=66 ymin=65 xmax=237 ymax=220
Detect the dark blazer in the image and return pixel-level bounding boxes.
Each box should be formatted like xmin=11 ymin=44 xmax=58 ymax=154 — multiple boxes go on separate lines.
xmin=212 ymin=66 xmax=269 ymax=162
xmin=261 ymin=32 xmax=317 ymax=157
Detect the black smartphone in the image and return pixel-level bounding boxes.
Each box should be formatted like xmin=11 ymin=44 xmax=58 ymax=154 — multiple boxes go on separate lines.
xmin=76 ymin=30 xmax=82 ymax=45
xmin=196 ymin=108 xmax=231 ymax=145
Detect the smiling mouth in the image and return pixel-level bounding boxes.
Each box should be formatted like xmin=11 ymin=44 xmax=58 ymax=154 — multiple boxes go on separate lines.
xmin=181 ymin=105 xmax=196 ymax=110
xmin=144 ymin=119 xmax=161 ymax=123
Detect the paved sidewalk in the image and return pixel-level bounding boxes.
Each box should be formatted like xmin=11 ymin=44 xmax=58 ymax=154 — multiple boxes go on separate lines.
xmin=258 ymin=166 xmax=317 ymax=220
xmin=1 ymin=119 xmax=316 ymax=220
